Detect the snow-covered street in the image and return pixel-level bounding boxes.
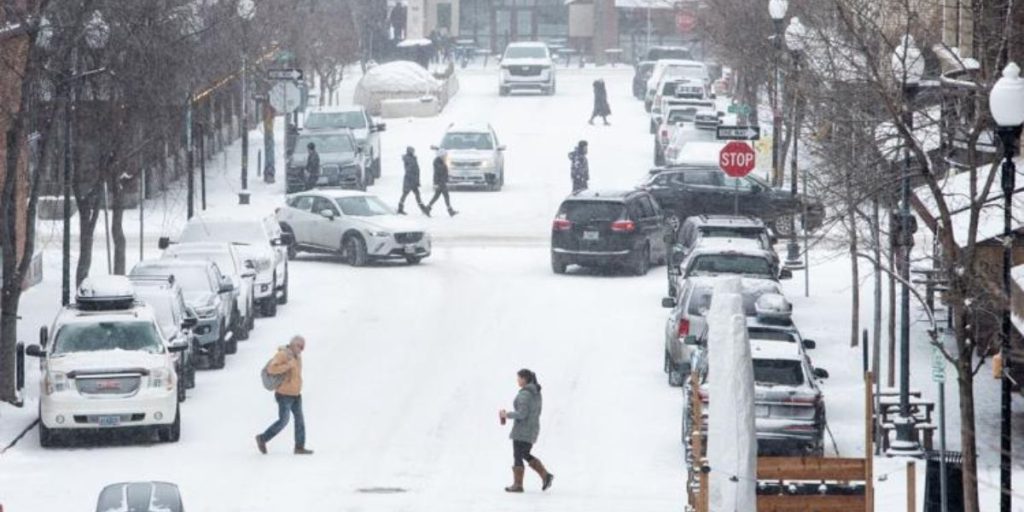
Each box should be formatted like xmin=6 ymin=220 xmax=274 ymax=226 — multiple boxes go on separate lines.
xmin=3 ymin=65 xmax=1024 ymax=511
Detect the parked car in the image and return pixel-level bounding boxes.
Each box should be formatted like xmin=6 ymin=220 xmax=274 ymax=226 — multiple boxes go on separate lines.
xmin=645 ymin=60 xmax=709 ymax=111
xmin=666 ymin=215 xmax=778 ymax=295
xmin=643 ymin=45 xmax=693 ymax=62
xmin=130 ymin=259 xmax=236 ymax=368
xmin=276 ymin=189 xmax=432 ymax=266
xmin=161 ymin=211 xmax=290 ymax=317
xmin=96 ymin=482 xmax=184 ymax=512
xmin=633 ymin=61 xmax=655 ymax=99
xmin=650 ymin=94 xmax=716 ymax=133
xmin=685 ymin=337 xmax=829 ymax=455
xmin=653 ymin=106 xmax=720 ymax=164
xmin=660 ymin=275 xmax=785 ymax=386
xmin=25 ymin=276 xmax=187 ymax=446
xmin=161 ymin=242 xmax=257 ymax=341
xmin=131 ymin=277 xmax=199 ymax=403
xmin=430 ymin=122 xmax=507 ymax=190
xmin=303 ymin=105 xmax=386 ymax=180
xmin=678 ymin=245 xmax=789 ymax=285
xmin=550 ymin=190 xmax=667 ymax=275
xmin=286 ymin=129 xmax=368 ymax=192
xmin=662 ymin=123 xmax=719 ymax=166
xmin=499 ymin=41 xmax=556 ymax=95
xmin=640 ymin=159 xmax=825 ymax=236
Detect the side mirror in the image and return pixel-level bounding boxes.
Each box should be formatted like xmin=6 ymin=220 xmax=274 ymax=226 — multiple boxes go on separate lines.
xmin=429 ymin=145 xmax=439 ymax=150
xmin=158 ymin=237 xmax=171 ymax=250
xmin=241 ymin=268 xmax=257 ymax=279
xmin=813 ymin=368 xmax=830 ymax=379
xmin=770 ymin=235 xmax=779 ymax=245
xmin=181 ymin=316 xmax=198 ymax=329
xmin=779 ymin=268 xmax=793 ymax=280
xmin=661 ymin=297 xmax=676 ymax=309
xmin=376 ymin=123 xmax=387 ymax=132
xmin=25 ymin=344 xmax=46 ymax=358
xmin=39 ymin=326 xmax=49 ymax=348
xmin=498 ymin=145 xmax=507 ymax=151
xmin=683 ymin=335 xmax=700 ymax=346
xmin=802 ymin=339 xmax=817 ymax=350
xmin=219 ymin=281 xmax=235 ymax=294
xmin=168 ymin=340 xmax=190 ymax=353
xmin=717 ymin=111 xmax=725 ymax=118
xmin=319 ymin=209 xmax=336 ymax=220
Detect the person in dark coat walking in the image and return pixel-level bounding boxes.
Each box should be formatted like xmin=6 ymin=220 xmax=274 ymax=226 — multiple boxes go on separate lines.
xmin=398 ymin=147 xmax=429 ymax=215
xmin=588 ymin=79 xmax=611 ymax=125
xmin=500 ymin=369 xmax=553 ymax=493
xmin=427 ymin=151 xmax=458 ymax=217
xmin=305 ymin=142 xmax=321 ymax=190
xmin=569 ymin=141 xmax=589 ymax=193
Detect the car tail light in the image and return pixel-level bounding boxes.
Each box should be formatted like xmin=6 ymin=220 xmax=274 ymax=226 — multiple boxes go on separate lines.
xmin=660 ymin=129 xmax=668 ymax=143
xmin=552 ymin=218 xmax=572 ymax=231
xmin=786 ymin=394 xmax=821 ymax=405
xmin=677 ymin=318 xmax=690 ymax=337
xmin=698 ymin=388 xmax=709 ymax=403
xmin=610 ymin=220 xmax=635 ymax=232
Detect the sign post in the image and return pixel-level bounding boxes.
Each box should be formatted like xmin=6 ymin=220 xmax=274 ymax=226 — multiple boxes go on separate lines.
xmin=933 ymin=344 xmax=949 ymax=512
xmin=719 ymin=141 xmax=757 ymax=215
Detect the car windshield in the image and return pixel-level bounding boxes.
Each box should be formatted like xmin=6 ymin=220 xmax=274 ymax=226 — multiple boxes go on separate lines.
xmin=505 ymin=46 xmax=547 ymax=59
xmin=441 ymin=132 xmax=494 ymax=150
xmin=136 ymin=291 xmax=177 ymax=334
xmin=700 ymin=227 xmax=765 ymax=240
xmin=688 ymin=254 xmax=774 ymax=277
xmin=687 ymin=287 xmax=761 ymax=316
xmin=336 ymin=196 xmax=393 ymax=216
xmin=180 ymin=221 xmax=267 ymax=245
xmin=132 ymin=266 xmax=212 ymax=292
xmin=52 ymin=321 xmax=164 ymax=355
xmin=167 ymin=251 xmax=235 ymax=275
xmin=753 ymin=359 xmax=805 ymax=386
xmin=561 ymin=202 xmax=625 ymax=223
xmin=748 ymin=327 xmax=797 ymax=343
xmin=667 ymin=109 xmax=698 ymax=123
xmin=664 ymin=65 xmax=705 ymax=80
xmin=297 ymin=133 xmax=355 ymax=153
xmin=304 ymin=111 xmax=366 ymax=130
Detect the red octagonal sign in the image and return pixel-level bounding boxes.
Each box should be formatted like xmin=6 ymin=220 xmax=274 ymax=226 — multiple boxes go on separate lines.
xmin=719 ymin=141 xmax=756 ymax=178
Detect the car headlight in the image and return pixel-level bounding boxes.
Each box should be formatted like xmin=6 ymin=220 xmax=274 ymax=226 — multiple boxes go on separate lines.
xmin=479 ymin=160 xmax=495 ymax=169
xmin=368 ymin=231 xmax=390 ymax=238
xmin=45 ymin=371 xmax=68 ymax=395
xmin=149 ymin=367 xmax=174 ymax=390
xmin=195 ymin=302 xmax=218 ymax=318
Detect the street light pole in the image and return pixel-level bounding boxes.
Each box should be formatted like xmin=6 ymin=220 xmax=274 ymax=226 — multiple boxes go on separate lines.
xmin=784 ymin=16 xmax=805 ymax=269
xmin=61 ymin=51 xmax=75 ymax=306
xmin=768 ymin=0 xmax=787 ymax=188
xmin=237 ymin=0 xmax=255 ymax=205
xmin=989 ymin=62 xmax=1024 ymax=512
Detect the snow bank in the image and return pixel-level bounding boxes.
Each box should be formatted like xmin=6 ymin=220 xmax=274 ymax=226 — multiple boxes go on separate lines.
xmin=706 ymin=277 xmax=757 ymax=512
xmin=353 ymin=61 xmax=445 ymax=115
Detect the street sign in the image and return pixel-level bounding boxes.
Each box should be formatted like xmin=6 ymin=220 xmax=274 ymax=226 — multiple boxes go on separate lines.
xmin=932 ymin=345 xmax=946 ymax=383
xmin=727 ymin=104 xmax=751 ymax=116
xmin=267 ymin=68 xmax=303 ymax=81
xmin=268 ymin=81 xmax=301 ymax=113
xmin=719 ymin=141 xmax=756 ymax=178
xmin=717 ymin=125 xmax=761 ymax=141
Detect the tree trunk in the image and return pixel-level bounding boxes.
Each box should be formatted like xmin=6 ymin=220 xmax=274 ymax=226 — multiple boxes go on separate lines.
xmin=75 ymin=196 xmax=100 ymax=286
xmin=888 ymin=245 xmax=897 ymax=387
xmin=849 ymin=203 xmax=860 ymax=347
xmin=956 ymin=346 xmax=980 ymax=512
xmin=111 ymin=180 xmax=126 ymax=275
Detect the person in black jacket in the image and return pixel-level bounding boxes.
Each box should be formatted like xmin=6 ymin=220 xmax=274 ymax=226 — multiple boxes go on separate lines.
xmin=305 ymin=143 xmax=321 ymax=190
xmin=427 ymin=151 xmax=458 ymax=217
xmin=398 ymin=147 xmax=429 ymax=215
xmin=588 ymin=79 xmax=611 ymax=125
xmin=569 ymin=141 xmax=589 ymax=193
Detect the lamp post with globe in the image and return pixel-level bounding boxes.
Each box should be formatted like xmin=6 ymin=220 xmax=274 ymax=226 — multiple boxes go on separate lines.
xmin=237 ymin=0 xmax=255 ymax=205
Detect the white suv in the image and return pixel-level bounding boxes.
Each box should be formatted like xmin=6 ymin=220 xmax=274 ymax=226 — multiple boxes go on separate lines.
xmin=26 ymin=276 xmax=187 ymax=447
xmin=499 ymin=42 xmax=556 ymax=96
xmin=277 ymin=190 xmax=431 ymax=266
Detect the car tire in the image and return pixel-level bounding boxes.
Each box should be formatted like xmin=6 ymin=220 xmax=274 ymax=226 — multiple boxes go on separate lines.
xmin=38 ymin=420 xmax=56 ymax=448
xmin=247 ymin=298 xmax=256 ymax=331
xmin=281 ymin=225 xmax=298 ymax=260
xmin=405 ymin=256 xmax=422 ymax=265
xmin=345 ymin=235 xmax=368 ymax=267
xmin=654 ymin=142 xmax=665 ymax=166
xmin=224 ymin=324 xmax=237 ymax=355
xmin=631 ymin=245 xmax=650 ymax=276
xmin=158 ymin=406 xmax=181 ymax=443
xmin=186 ymin=356 xmax=196 ymax=389
xmin=210 ymin=338 xmax=226 ymax=369
xmin=235 ymin=309 xmax=250 ymax=341
xmin=551 ymin=254 xmax=567 ymax=274
xmin=373 ymin=157 xmax=382 ymax=179
xmin=772 ymin=215 xmax=796 ymax=238
xmin=499 ymin=86 xmax=509 ymax=96
xmin=277 ymin=268 xmax=289 ymax=305
xmin=177 ymin=372 xmax=187 ymax=402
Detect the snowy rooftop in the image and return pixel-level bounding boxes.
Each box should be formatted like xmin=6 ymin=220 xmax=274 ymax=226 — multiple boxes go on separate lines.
xmin=749 ymin=338 xmax=804 ymax=361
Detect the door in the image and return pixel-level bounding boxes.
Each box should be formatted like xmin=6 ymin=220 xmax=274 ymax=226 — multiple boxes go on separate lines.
xmin=311 ymin=196 xmax=343 ymax=248
xmin=286 ymin=195 xmax=317 ymax=245
xmin=720 ymin=175 xmax=764 ymax=217
xmin=639 ymin=194 xmax=667 ymax=261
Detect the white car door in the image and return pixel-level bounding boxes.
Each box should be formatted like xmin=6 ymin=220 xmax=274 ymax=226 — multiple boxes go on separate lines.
xmin=285 ymin=195 xmax=317 ymax=246
xmin=311 ymin=196 xmax=345 ymax=249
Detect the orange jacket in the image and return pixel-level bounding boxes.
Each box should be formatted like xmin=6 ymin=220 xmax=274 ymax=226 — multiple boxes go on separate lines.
xmin=267 ymin=346 xmax=302 ymax=396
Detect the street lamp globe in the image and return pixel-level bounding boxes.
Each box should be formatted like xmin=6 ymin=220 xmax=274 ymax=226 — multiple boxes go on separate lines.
xmin=891 ymin=35 xmax=924 ymax=86
xmin=237 ymin=0 xmax=256 ymax=21
xmin=769 ymin=0 xmax=789 ymax=21
xmin=84 ymin=10 xmax=109 ymax=50
xmin=784 ymin=17 xmax=806 ymax=53
xmin=990 ymin=63 xmax=1024 ymax=128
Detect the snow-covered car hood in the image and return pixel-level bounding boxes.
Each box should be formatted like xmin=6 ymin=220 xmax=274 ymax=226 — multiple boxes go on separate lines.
xmin=182 ymin=290 xmax=217 ymax=307
xmin=48 ymin=349 xmax=168 ymax=373
xmin=502 ymin=58 xmax=552 ymax=67
xmin=360 ymin=215 xmax=426 ymax=234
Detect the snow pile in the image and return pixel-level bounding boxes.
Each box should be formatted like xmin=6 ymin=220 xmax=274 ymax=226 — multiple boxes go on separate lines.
xmin=353 ymin=61 xmax=443 ymax=115
xmin=754 ymin=292 xmax=792 ymax=320
xmin=706 ymin=277 xmax=757 ymax=512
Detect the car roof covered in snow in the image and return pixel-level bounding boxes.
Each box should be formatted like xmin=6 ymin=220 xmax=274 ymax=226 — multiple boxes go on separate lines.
xmin=506 ymin=41 xmax=548 ymax=48
xmin=686 ymin=244 xmax=776 ymax=260
xmin=564 ymin=189 xmax=640 ymax=202
xmin=672 ymin=141 xmax=727 ymax=167
xmin=187 ymin=208 xmax=276 ymax=224
xmin=163 ymin=241 xmax=234 ymax=253
xmin=301 ymin=189 xmax=374 ymax=200
xmin=749 ymin=338 xmax=805 ymax=361
xmin=695 ymin=237 xmax=763 ymax=252
xmin=54 ymin=298 xmax=158 ymax=326
xmin=684 ymin=275 xmax=781 ymax=294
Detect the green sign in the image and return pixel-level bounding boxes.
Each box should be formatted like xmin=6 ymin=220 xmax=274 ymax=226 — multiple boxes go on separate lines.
xmin=932 ymin=345 xmax=946 ymax=383
xmin=728 ymin=104 xmax=751 ymax=115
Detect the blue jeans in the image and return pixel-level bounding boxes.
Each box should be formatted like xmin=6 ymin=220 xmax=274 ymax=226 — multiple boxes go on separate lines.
xmin=260 ymin=394 xmax=305 ymax=448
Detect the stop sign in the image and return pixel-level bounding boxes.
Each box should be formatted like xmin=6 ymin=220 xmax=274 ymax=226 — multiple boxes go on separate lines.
xmin=719 ymin=141 xmax=756 ymax=178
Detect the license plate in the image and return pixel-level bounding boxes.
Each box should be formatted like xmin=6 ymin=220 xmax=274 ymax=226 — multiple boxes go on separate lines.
xmin=404 ymin=245 xmax=416 ymax=255
xmin=755 ymin=405 xmax=770 ymax=418
xmin=98 ymin=415 xmax=121 ymax=427
xmin=96 ymin=379 xmax=122 ymax=391
xmin=583 ymin=231 xmax=600 ymax=241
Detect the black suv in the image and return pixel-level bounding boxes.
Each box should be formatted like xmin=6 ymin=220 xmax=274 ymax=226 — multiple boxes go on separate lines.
xmin=551 ymin=190 xmax=667 ymax=275
xmin=640 ymin=167 xmax=824 ymax=237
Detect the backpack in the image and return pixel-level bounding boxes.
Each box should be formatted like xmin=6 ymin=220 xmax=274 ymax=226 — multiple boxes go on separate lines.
xmin=260 ymin=355 xmax=286 ymax=391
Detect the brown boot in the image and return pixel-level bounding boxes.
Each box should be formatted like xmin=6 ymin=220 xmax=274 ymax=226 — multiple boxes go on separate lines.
xmin=528 ymin=458 xmax=554 ymax=491
xmin=504 ymin=466 xmax=525 ymax=493
xmin=294 ymin=447 xmax=314 ymax=455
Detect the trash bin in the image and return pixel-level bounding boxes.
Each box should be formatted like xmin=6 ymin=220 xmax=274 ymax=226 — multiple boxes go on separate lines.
xmin=925 ymin=450 xmax=964 ymax=512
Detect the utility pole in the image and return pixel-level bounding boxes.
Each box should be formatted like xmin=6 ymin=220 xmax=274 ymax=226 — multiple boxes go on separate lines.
xmin=61 ymin=49 xmax=77 ymax=306
xmin=186 ymin=95 xmax=194 ymax=219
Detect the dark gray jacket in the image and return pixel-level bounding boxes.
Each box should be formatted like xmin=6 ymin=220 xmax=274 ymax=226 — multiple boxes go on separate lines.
xmin=507 ymin=383 xmax=542 ymax=444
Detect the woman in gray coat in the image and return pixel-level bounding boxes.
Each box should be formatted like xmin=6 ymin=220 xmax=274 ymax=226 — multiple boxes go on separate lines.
xmin=499 ymin=369 xmax=554 ymax=493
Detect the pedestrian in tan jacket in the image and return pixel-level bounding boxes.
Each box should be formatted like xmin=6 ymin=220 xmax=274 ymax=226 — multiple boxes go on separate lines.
xmin=256 ymin=336 xmax=313 ymax=455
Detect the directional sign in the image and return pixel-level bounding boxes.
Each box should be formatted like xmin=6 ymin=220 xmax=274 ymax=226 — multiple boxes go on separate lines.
xmin=267 ymin=68 xmax=303 ymax=81
xmin=716 ymin=125 xmax=761 ymax=141
xmin=719 ymin=141 xmax=756 ymax=178
xmin=268 ymin=80 xmax=301 ymax=113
